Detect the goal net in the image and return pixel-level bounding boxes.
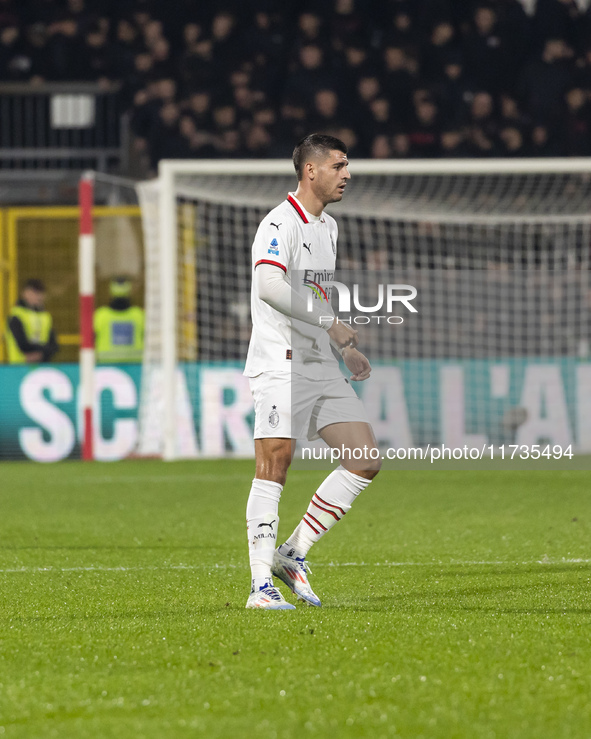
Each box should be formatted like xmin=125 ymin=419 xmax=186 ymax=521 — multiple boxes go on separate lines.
xmin=136 ymin=160 xmax=591 ymax=463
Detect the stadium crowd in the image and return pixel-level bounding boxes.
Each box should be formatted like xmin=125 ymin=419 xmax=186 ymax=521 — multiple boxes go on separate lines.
xmin=1 ymin=0 xmax=591 ymax=168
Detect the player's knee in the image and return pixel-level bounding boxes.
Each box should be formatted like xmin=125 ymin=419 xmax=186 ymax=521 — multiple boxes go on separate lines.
xmin=351 ymin=466 xmax=380 ymax=481
xmin=349 ymin=450 xmax=382 ymax=480
xmin=364 ymin=465 xmax=381 ymax=480
xmin=256 ymin=443 xmax=292 ymax=485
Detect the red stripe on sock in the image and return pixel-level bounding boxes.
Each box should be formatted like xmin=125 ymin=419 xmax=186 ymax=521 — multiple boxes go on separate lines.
xmin=306 ymin=512 xmax=328 ymax=532
xmin=311 ymin=498 xmax=340 ymax=521
xmin=303 ymin=516 xmax=320 ymax=535
xmin=314 ymin=494 xmax=346 ymax=517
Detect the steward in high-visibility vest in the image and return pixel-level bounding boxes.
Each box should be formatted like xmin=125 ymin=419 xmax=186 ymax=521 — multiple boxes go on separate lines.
xmin=5 ymin=278 xmax=59 ymax=364
xmin=94 ymin=277 xmax=144 ymax=363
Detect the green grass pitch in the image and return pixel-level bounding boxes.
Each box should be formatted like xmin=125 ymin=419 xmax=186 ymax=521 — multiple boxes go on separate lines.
xmin=1 ymin=460 xmax=590 ymax=738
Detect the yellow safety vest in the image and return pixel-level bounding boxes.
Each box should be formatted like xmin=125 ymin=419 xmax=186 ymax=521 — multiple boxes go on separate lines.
xmin=94 ymin=305 xmax=144 ymax=363
xmin=6 ymin=305 xmax=53 ymax=364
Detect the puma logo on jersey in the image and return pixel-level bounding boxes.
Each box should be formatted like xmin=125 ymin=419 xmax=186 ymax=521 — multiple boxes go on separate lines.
xmin=270 ymin=222 xmax=281 ymax=230
xmin=303 ymin=242 xmax=312 ymax=254
xmin=258 ymin=519 xmax=277 ymax=529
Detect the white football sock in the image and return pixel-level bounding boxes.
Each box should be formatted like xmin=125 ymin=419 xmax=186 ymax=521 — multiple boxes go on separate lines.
xmin=281 ymin=466 xmax=371 ymax=558
xmin=246 ymin=478 xmax=283 ymax=590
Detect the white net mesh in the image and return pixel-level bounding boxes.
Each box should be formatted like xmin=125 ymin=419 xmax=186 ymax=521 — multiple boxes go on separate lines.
xmin=136 ymin=163 xmax=591 ymax=459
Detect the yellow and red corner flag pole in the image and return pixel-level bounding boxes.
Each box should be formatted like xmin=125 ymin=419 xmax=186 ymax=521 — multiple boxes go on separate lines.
xmin=79 ymin=172 xmax=95 ymax=461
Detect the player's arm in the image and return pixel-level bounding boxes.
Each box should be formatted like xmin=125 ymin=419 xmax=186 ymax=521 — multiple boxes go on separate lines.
xmin=256 ymin=264 xmax=358 ymax=348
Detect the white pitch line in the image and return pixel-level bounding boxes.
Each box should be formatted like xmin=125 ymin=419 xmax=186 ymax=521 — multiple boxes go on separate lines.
xmin=53 ymin=473 xmax=251 ymax=485
xmin=0 ymin=559 xmax=589 ymax=575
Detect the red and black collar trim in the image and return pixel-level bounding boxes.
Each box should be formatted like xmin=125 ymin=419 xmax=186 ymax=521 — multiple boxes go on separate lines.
xmin=287 ymin=194 xmax=309 ymax=224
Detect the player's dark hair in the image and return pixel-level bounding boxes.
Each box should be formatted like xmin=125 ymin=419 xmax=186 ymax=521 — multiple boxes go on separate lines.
xmin=24 ymin=278 xmax=45 ymax=292
xmin=293 ymin=133 xmax=347 ymax=180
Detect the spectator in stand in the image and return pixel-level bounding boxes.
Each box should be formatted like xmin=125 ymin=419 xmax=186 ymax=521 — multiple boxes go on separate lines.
xmin=463 ymin=4 xmax=513 ymax=94
xmin=392 ymin=131 xmax=411 ymax=158
xmin=330 ymin=0 xmax=366 ymax=52
xmin=180 ymin=35 xmax=215 ymax=91
xmin=150 ymin=37 xmax=175 ymax=79
xmin=310 ymin=88 xmax=342 ymax=132
xmin=244 ymin=123 xmax=276 ymax=157
xmin=111 ymin=19 xmax=141 ymax=82
xmin=179 ymin=111 xmax=216 ymax=158
xmin=185 ymin=90 xmax=213 ymax=131
xmin=148 ymin=101 xmax=185 ymax=167
xmin=498 ymin=125 xmax=528 ymax=157
xmin=23 ymin=23 xmax=48 ymax=83
xmin=436 ymin=48 xmax=475 ymax=124
xmin=370 ymin=133 xmax=392 ymax=158
xmin=368 ymin=97 xmax=393 ymax=138
xmin=423 ymin=20 xmax=457 ymax=82
xmin=574 ymin=44 xmax=591 ymax=89
xmin=408 ymin=90 xmax=441 ymax=157
xmin=297 ymin=12 xmax=327 ymax=48
xmin=211 ymin=11 xmax=242 ymax=80
xmin=499 ymin=93 xmax=529 ymax=129
xmin=467 ymin=91 xmax=499 ymax=156
xmin=212 ymin=100 xmax=238 ymax=136
xmin=440 ymin=127 xmax=471 ymax=157
xmin=518 ymin=38 xmax=573 ymax=126
xmin=468 ymin=91 xmax=498 ymax=137
xmin=356 ymin=74 xmax=381 ymax=107
xmin=563 ymin=86 xmax=591 ymax=155
xmin=340 ymin=38 xmax=375 ymax=89
xmin=0 ymin=23 xmax=30 ymax=81
xmin=142 ymin=19 xmax=163 ymax=51
xmin=383 ymin=6 xmax=416 ymax=51
xmin=278 ymin=94 xmax=309 ymax=146
xmin=77 ymin=23 xmax=111 ymax=83
xmin=529 ymin=122 xmax=563 ymax=156
xmin=244 ymin=11 xmax=286 ymax=98
xmin=215 ymin=128 xmax=243 ymax=157
xmin=285 ymin=44 xmax=334 ymax=106
xmin=64 ymin=0 xmax=93 ymax=34
xmin=233 ymin=83 xmax=255 ymax=130
xmin=45 ymin=17 xmax=79 ymax=80
xmin=533 ymin=0 xmax=582 ymax=52
xmin=382 ymin=45 xmax=415 ymax=117
xmin=500 ymin=0 xmax=532 ymax=69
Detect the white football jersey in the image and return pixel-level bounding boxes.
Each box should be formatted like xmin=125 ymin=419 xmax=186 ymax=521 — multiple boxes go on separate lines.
xmin=244 ymin=193 xmax=342 ymax=379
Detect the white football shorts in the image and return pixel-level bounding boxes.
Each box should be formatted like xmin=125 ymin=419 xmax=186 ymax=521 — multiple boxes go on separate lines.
xmin=250 ymin=370 xmax=369 ymax=440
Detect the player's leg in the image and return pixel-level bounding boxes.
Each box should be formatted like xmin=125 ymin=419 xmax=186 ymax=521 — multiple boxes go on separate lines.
xmin=275 ymin=377 xmax=379 ymax=605
xmin=279 ymin=422 xmax=379 ymax=561
xmin=246 ymin=438 xmax=295 ymax=610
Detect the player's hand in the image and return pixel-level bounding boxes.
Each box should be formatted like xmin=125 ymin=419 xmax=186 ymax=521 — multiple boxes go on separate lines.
xmin=327 ymin=319 xmax=358 ymax=349
xmin=25 ymin=351 xmax=43 ymax=363
xmin=342 ymin=347 xmax=371 ymax=381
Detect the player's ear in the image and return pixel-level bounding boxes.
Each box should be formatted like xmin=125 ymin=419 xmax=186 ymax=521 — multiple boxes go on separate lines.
xmin=304 ymin=161 xmax=315 ymax=181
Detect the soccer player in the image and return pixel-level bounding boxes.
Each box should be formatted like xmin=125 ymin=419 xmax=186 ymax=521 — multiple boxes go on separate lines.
xmin=243 ymin=133 xmax=380 ymax=610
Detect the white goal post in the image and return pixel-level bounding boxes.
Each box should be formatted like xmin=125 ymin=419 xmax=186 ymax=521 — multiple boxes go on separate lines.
xmin=138 ymin=158 xmax=591 ymax=461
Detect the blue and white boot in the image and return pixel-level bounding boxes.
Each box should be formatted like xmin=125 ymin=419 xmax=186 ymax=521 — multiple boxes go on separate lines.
xmin=272 ymin=548 xmax=322 ymax=607
xmin=245 ymin=582 xmax=296 ymax=610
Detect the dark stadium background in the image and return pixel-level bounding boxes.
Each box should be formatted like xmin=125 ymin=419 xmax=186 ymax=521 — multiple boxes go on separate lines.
xmin=0 ymin=0 xmax=590 ymax=181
